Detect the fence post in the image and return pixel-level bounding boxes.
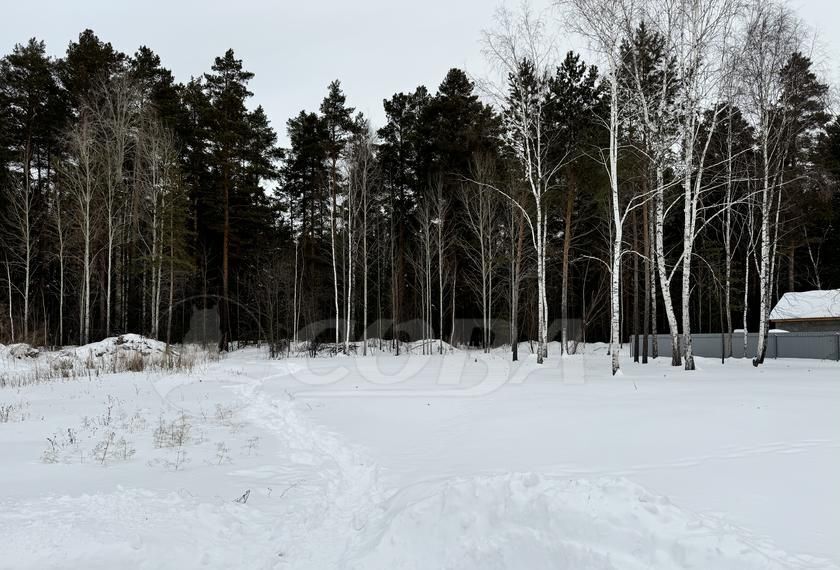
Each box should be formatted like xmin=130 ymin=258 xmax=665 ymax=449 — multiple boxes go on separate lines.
xmin=835 ymin=333 xmax=839 ymax=362
xmin=774 ymin=333 xmax=778 ymax=359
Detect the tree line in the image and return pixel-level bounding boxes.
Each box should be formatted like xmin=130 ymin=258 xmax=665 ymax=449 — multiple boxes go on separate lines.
xmin=1 ymin=0 xmax=838 ymax=373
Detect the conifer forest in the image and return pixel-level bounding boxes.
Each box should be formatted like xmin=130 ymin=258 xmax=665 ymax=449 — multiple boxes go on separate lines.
xmin=1 ymin=0 xmax=838 ymax=374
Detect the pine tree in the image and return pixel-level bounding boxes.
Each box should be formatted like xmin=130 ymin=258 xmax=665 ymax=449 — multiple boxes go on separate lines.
xmin=548 ymin=52 xmax=605 ymax=356
xmin=378 ymin=87 xmax=430 ymax=349
xmin=58 ymin=29 xmax=125 ymax=111
xmin=0 ymin=38 xmax=65 ymax=341
xmin=283 ymin=111 xmax=329 ymax=241
xmin=203 ymin=49 xmax=258 ymax=350
xmin=319 ymin=80 xmax=357 ymax=347
xmin=422 ymin=69 xmax=499 ymax=184
xmin=129 ymin=46 xmax=182 ymax=127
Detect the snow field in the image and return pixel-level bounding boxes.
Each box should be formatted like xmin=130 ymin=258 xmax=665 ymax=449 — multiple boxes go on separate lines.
xmin=1 ymin=340 xmax=838 ymax=569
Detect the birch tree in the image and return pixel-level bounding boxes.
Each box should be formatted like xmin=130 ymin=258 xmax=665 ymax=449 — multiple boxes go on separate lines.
xmin=664 ymin=0 xmax=739 ymax=371
xmin=563 ymin=0 xmax=638 ymax=374
xmin=619 ymin=19 xmax=683 ymax=365
xmin=0 ymin=166 xmax=37 ymax=341
xmin=432 ymin=176 xmax=453 ymax=355
xmin=52 ymin=180 xmax=68 ymax=346
xmin=137 ymin=111 xmax=180 ymax=339
xmin=461 ymin=153 xmax=501 ymax=353
xmin=505 ymin=177 xmax=529 ymax=361
xmin=344 ymin=120 xmax=377 ymax=355
xmin=739 ymin=1 xmax=803 ymax=365
xmin=64 ymin=113 xmax=98 ymax=345
xmin=91 ymin=75 xmax=138 ymax=337
xmin=482 ymin=5 xmax=564 ymax=363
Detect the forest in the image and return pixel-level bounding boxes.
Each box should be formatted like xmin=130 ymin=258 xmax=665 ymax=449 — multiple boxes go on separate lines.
xmin=1 ymin=0 xmax=838 ymax=374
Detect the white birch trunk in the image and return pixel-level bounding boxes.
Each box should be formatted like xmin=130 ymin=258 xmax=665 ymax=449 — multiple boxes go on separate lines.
xmin=654 ymin=167 xmax=681 ymax=366
xmin=754 ymin=133 xmax=772 ymax=365
xmin=330 ymin=170 xmax=340 ymax=349
xmin=609 ymin=78 xmax=622 ymax=376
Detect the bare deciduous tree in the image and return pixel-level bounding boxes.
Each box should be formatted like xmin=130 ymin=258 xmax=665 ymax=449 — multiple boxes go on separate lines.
xmin=482 ymin=5 xmax=566 ymax=363
xmin=64 ymin=113 xmax=99 ymax=345
xmin=461 ymin=154 xmax=502 ymax=353
xmin=90 ymin=75 xmax=139 ymax=337
xmin=344 ymin=121 xmax=377 ymax=355
xmin=563 ymin=0 xmax=641 ymax=374
xmin=739 ymin=1 xmax=806 ymax=365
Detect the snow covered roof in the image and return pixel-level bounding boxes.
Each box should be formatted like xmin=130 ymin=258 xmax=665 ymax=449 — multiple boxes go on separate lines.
xmin=769 ymin=289 xmax=840 ymax=321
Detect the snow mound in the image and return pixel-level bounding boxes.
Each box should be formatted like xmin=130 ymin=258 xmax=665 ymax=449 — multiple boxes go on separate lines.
xmin=403 ymin=339 xmax=460 ymax=354
xmin=348 ymin=474 xmax=822 ymax=570
xmin=1 ymin=343 xmax=39 ymax=359
xmin=56 ymin=334 xmax=172 ymax=369
xmin=65 ymin=334 xmax=167 ymax=358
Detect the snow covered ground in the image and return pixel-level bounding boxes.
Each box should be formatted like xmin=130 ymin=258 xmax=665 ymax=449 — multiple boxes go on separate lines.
xmin=1 ymin=339 xmax=838 ymax=569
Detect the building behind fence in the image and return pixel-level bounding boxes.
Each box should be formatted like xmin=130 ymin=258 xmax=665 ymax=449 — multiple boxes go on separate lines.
xmin=631 ymin=332 xmax=840 ymax=361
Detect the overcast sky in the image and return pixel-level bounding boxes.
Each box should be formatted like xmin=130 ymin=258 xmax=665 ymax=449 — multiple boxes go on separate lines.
xmin=2 ymin=0 xmax=838 ymax=145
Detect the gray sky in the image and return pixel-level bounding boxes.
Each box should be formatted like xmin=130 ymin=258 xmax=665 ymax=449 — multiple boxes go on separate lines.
xmin=2 ymin=0 xmax=838 ymax=145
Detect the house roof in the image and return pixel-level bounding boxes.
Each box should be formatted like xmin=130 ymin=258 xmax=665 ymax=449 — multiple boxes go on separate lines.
xmin=769 ymin=289 xmax=840 ymax=321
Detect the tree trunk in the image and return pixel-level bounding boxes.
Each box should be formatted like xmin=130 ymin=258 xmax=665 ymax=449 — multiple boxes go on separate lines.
xmin=654 ymin=166 xmax=681 ymax=366
xmin=608 ymin=78 xmax=621 ymax=376
xmin=633 ymin=208 xmax=640 ymax=363
xmin=450 ymin=268 xmax=457 ymax=348
xmin=754 ymin=134 xmax=772 ymax=366
xmin=787 ymin=244 xmax=795 ymax=293
xmin=220 ymin=172 xmax=230 ymax=351
xmin=330 ymin=161 xmax=340 ymax=348
xmin=4 ymin=258 xmax=14 ymax=343
xmin=642 ymin=200 xmax=654 ymax=364
xmin=681 ymin=171 xmax=696 ymax=371
xmin=166 ymin=211 xmax=175 ymax=345
xmin=561 ymin=185 xmax=576 ymax=356
xmin=363 ymin=183 xmax=369 ymax=356
xmin=344 ymin=178 xmax=353 ymax=355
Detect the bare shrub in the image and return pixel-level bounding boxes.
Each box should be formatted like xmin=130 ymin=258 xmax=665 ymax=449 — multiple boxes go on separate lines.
xmin=41 ymin=428 xmax=78 ymax=463
xmin=215 ymin=404 xmax=235 ymax=423
xmin=122 ymin=411 xmax=147 ymax=433
xmin=0 ymin=401 xmax=30 ymax=423
xmin=93 ymin=430 xmax=135 ymax=464
xmin=243 ymin=436 xmax=260 ymax=456
xmin=93 ymin=431 xmax=116 ymax=464
xmin=215 ymin=441 xmax=232 ymax=465
xmin=153 ymin=412 xmax=192 ymax=449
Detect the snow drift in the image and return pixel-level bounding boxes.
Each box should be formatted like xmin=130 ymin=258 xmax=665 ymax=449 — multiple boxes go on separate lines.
xmin=0 ymin=343 xmax=39 ymax=359
xmin=347 ymin=474 xmax=816 ymax=570
xmin=59 ymin=334 xmax=169 ymax=361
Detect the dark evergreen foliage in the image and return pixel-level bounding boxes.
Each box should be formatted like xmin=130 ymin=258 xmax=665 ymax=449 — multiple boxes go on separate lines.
xmin=0 ymin=29 xmax=836 ymax=350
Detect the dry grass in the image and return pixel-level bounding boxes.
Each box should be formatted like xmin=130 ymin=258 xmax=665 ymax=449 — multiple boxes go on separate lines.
xmin=0 ymin=343 xmax=224 ymax=389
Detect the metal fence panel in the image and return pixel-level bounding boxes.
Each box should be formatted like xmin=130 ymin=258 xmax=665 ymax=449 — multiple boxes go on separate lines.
xmin=776 ymin=333 xmax=839 ymax=360
xmin=631 ymin=332 xmax=840 ymax=361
